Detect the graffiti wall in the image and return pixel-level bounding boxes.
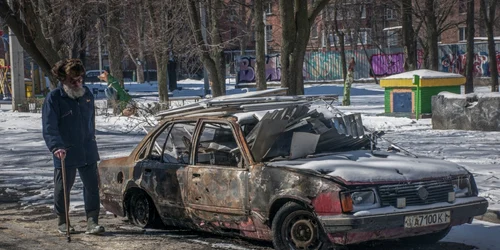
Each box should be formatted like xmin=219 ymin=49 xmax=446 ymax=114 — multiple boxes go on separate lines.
xmin=237 ymin=54 xmax=281 ymax=83
xmin=370 ymin=50 xmax=424 ymax=76
xmin=440 ymin=43 xmax=500 ymax=77
xmin=235 ymin=43 xmax=500 ymax=84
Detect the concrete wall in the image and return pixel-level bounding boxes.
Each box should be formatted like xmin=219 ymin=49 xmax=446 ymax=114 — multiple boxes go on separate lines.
xmin=432 ymin=92 xmax=500 ymax=131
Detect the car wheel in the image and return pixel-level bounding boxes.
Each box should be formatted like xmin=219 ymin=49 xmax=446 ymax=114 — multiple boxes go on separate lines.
xmin=128 ymin=191 xmax=158 ymax=228
xmin=272 ymin=202 xmax=331 ymax=250
xmin=400 ymin=227 xmax=451 ymax=245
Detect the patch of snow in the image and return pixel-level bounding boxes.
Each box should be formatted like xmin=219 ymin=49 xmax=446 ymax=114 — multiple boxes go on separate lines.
xmin=384 ymin=69 xmax=464 ymax=79
xmin=267 ymin=150 xmax=468 ymax=183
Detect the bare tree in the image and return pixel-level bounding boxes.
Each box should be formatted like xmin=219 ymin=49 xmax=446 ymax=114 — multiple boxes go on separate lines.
xmin=402 ymin=0 xmax=416 ymax=71
xmin=465 ymin=0 xmax=475 ymax=94
xmin=480 ymin=0 xmax=499 ymax=92
xmin=0 ymin=0 xmax=60 ymax=87
xmin=332 ymin=2 xmax=347 ymax=82
xmin=186 ymin=0 xmax=227 ymax=97
xmin=414 ymin=0 xmax=462 ymax=70
xmin=107 ymin=0 xmax=124 ymax=87
xmin=254 ymin=0 xmax=266 ymax=90
xmin=146 ymin=0 xmax=182 ymax=103
xmin=279 ymin=0 xmax=331 ymax=95
xmin=235 ymin=0 xmax=254 ymax=55
xmin=121 ymin=0 xmax=147 ymax=83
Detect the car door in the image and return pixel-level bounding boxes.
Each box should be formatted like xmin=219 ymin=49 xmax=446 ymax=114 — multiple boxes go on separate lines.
xmin=136 ymin=121 xmax=196 ymax=226
xmin=186 ymin=120 xmax=251 ymax=228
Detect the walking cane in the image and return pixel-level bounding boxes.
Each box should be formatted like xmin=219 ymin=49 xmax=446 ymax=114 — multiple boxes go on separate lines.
xmin=61 ymin=155 xmax=71 ymax=242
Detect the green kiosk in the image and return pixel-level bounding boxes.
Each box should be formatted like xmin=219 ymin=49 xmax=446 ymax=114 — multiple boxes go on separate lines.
xmin=380 ymin=69 xmax=465 ymax=118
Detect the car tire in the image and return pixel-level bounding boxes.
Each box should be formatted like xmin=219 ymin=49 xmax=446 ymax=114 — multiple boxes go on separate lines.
xmin=400 ymin=227 xmax=451 ymax=245
xmin=128 ymin=191 xmax=159 ymax=228
xmin=271 ymin=202 xmax=332 ymax=250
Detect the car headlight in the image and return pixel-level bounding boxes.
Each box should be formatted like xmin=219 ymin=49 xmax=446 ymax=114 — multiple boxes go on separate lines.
xmin=452 ymin=177 xmax=472 ymax=197
xmin=340 ymin=190 xmax=380 ymax=213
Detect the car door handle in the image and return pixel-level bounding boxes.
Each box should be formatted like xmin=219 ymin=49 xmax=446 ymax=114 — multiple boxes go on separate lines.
xmin=144 ymin=168 xmax=152 ymax=175
xmin=192 ymin=173 xmax=201 ymax=178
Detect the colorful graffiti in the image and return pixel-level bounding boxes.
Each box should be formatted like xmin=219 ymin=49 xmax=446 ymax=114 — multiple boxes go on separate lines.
xmin=370 ymin=50 xmax=424 ymax=77
xmin=441 ymin=51 xmax=499 ymax=77
xmin=370 ymin=53 xmax=405 ymax=76
xmin=238 ymin=55 xmax=281 ymax=83
xmin=439 ymin=43 xmax=500 ymax=77
xmin=236 ymin=44 xmax=500 ymax=84
xmin=304 ymin=52 xmax=344 ymax=80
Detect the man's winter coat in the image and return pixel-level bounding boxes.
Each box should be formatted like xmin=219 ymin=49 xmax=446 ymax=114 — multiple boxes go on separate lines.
xmin=42 ymin=84 xmax=100 ymax=168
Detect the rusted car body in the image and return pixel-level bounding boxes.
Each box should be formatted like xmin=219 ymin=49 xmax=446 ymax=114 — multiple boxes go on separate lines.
xmin=98 ymin=96 xmax=488 ymax=249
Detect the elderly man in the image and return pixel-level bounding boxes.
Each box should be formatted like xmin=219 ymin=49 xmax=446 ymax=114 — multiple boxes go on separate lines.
xmin=42 ymin=59 xmax=105 ymax=235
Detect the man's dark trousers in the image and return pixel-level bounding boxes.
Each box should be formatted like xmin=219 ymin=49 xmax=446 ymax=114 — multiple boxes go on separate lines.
xmin=54 ymin=162 xmax=100 ymax=223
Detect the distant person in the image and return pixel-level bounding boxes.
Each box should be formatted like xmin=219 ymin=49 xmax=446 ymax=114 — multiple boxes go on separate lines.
xmin=41 ymin=58 xmax=105 ymax=235
xmin=98 ymin=70 xmax=136 ymax=116
xmin=348 ymin=57 xmax=356 ymax=73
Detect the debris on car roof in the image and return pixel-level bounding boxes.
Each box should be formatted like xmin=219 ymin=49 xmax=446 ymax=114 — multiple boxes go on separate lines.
xmin=154 ymin=88 xmax=339 ymax=120
xmin=154 ymin=88 xmax=370 ymax=161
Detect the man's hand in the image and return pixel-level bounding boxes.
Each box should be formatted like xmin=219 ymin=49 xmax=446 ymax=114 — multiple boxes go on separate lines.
xmin=54 ymin=149 xmax=66 ymax=159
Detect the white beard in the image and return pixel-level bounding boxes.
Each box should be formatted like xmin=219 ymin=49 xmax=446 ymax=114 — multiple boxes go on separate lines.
xmin=63 ymin=84 xmax=85 ymax=99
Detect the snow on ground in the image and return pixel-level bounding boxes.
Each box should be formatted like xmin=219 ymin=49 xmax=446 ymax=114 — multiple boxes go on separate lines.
xmin=0 ymin=80 xmax=499 ymax=248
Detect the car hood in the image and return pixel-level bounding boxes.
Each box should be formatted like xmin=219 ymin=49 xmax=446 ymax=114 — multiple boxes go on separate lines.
xmin=265 ymin=150 xmax=468 ymax=184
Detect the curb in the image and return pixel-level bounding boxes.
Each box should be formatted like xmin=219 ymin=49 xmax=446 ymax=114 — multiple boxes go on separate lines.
xmin=475 ymin=209 xmax=500 ymax=224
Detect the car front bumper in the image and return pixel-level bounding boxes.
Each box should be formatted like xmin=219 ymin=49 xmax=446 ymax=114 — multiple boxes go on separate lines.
xmin=318 ymin=197 xmax=488 ymax=245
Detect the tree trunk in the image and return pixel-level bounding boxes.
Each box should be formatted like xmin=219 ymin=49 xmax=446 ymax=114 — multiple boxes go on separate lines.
xmin=155 ymin=52 xmax=169 ymax=103
xmin=425 ymin=0 xmax=439 ymax=71
xmin=279 ymin=0 xmax=330 ymax=95
xmin=480 ymin=0 xmax=498 ymax=92
xmin=107 ymin=0 xmax=124 ymax=87
xmin=402 ymin=0 xmax=416 ymax=71
xmin=333 ymin=2 xmax=348 ymax=103
xmin=137 ymin=1 xmax=146 ymax=84
xmin=279 ymin=0 xmax=296 ymax=95
xmin=292 ymin=0 xmax=310 ymax=95
xmin=465 ymin=0 xmax=475 ymax=94
xmin=136 ymin=63 xmax=145 ymax=83
xmin=254 ymin=0 xmax=266 ymax=90
xmin=209 ymin=0 xmax=226 ymax=96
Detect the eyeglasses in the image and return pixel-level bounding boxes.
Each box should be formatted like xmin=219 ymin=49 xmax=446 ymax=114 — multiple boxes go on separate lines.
xmin=70 ymin=77 xmax=83 ymax=85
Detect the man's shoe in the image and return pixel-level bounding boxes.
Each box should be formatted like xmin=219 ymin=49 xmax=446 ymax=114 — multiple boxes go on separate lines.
xmin=86 ymin=221 xmax=105 ymax=235
xmin=57 ymin=223 xmax=76 ymax=234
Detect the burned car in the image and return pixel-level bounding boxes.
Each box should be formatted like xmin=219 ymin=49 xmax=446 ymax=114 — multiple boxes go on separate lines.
xmin=98 ymin=90 xmax=488 ymax=249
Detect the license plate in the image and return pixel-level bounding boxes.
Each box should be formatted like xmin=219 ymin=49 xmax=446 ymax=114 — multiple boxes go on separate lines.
xmin=404 ymin=211 xmax=450 ymax=228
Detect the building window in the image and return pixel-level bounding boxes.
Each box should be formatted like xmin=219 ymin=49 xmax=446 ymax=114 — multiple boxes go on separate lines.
xmin=360 ymin=5 xmax=367 ymax=19
xmin=266 ymin=25 xmax=273 ymax=41
xmin=458 ymin=0 xmax=466 ymax=14
xmin=385 ymin=8 xmax=396 ymax=20
xmin=311 ymin=24 xmax=318 ymax=38
xmin=458 ymin=27 xmax=466 ymax=41
xmin=387 ymin=30 xmax=398 ymax=47
xmin=265 ymin=3 xmax=273 ymax=15
xmin=325 ymin=29 xmax=371 ymax=46
xmin=357 ymin=30 xmax=370 ymax=45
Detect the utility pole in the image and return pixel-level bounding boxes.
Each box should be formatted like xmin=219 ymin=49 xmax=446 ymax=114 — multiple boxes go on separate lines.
xmin=98 ymin=33 xmax=103 ymax=74
xmin=200 ymin=2 xmax=210 ymax=96
xmin=264 ymin=11 xmax=267 ymax=55
xmin=8 ymin=0 xmax=25 ymax=111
